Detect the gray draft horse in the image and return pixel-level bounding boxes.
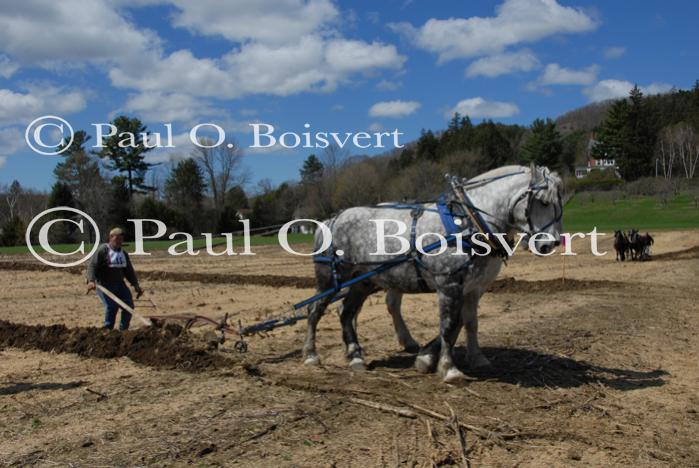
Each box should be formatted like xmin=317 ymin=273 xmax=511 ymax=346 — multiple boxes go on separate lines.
xmin=302 ymin=165 xmax=563 ymax=383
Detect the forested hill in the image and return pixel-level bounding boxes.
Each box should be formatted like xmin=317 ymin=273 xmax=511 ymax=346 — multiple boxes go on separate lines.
xmin=259 ymin=82 xmax=699 ymax=225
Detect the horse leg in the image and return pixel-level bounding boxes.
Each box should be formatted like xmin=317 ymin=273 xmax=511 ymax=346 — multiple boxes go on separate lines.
xmin=340 ymin=285 xmax=373 ymax=371
xmin=436 ymin=288 xmax=466 ymax=383
xmin=462 ymin=290 xmax=490 ymax=368
xmin=302 ymin=296 xmax=332 ymax=366
xmin=386 ymin=289 xmax=420 ymax=353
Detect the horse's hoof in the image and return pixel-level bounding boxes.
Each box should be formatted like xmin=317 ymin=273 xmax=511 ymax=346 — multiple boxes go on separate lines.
xmin=414 ymin=354 xmax=434 ymax=373
xmin=349 ymin=357 xmax=367 ymax=371
xmin=304 ymin=355 xmax=321 ymax=366
xmin=403 ymin=341 xmax=420 ymax=354
xmin=442 ymin=368 xmax=467 ymax=385
xmin=468 ymin=354 xmax=491 ymax=369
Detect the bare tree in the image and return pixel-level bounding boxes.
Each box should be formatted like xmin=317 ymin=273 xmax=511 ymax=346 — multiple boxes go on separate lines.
xmin=660 ymin=123 xmax=699 ymax=179
xmin=4 ymin=180 xmax=21 ymax=219
xmin=675 ymin=124 xmax=699 ymax=179
xmin=657 ymin=128 xmax=676 ymax=179
xmin=193 ymin=138 xmax=249 ymax=211
xmin=321 ymin=142 xmax=350 ymax=176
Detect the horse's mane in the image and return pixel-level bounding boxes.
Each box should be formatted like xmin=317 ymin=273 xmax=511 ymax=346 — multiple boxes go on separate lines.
xmin=470 ymin=165 xmax=562 ymax=204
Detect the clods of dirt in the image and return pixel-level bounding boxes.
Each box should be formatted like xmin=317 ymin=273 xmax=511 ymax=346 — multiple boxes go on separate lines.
xmin=487 ymin=277 xmax=626 ymax=294
xmin=0 ymin=320 xmax=233 ymax=371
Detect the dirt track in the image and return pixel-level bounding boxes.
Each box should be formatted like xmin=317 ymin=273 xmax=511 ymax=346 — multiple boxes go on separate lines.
xmin=1 ymin=230 xmax=698 ymax=466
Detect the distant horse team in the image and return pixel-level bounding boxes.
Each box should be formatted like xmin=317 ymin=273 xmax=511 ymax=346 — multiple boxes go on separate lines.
xmin=614 ymin=229 xmax=654 ymax=261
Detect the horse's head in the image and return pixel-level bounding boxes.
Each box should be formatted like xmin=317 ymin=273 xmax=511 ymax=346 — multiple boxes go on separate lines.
xmin=509 ymin=164 xmax=563 ymax=255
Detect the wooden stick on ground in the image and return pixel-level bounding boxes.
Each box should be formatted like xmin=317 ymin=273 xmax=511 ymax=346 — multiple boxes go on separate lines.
xmin=94 ymin=284 xmax=153 ymax=327
xmin=446 ymin=402 xmax=470 ymax=468
xmin=348 ymin=397 xmax=417 ymax=419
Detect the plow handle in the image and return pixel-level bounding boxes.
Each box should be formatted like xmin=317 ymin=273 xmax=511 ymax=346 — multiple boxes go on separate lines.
xmin=94 ymin=284 xmax=153 ymax=327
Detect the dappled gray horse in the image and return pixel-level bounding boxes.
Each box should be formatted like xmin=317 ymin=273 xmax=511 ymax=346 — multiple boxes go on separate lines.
xmin=302 ymin=165 xmax=563 ymax=383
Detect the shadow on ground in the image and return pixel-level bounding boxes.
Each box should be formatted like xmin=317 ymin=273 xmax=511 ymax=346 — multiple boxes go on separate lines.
xmin=369 ymin=346 xmax=667 ymax=390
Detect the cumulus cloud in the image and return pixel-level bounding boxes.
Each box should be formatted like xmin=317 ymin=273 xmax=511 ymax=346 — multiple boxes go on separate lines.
xmin=446 ymin=97 xmax=519 ymax=119
xmin=0 ymin=127 xmax=24 ymax=166
xmin=0 ymin=55 xmax=19 ymax=79
xmin=583 ymin=79 xmax=673 ymax=102
xmin=390 ymin=0 xmax=596 ymax=63
xmin=534 ymin=63 xmax=599 ymax=86
xmin=110 ymin=37 xmax=405 ymax=99
xmin=0 ymin=0 xmax=406 ymax=126
xmin=603 ymin=46 xmax=626 ymax=59
xmin=466 ymin=49 xmax=539 ymax=78
xmin=168 ymin=0 xmax=338 ymax=45
xmin=0 ymin=85 xmax=86 ymax=125
xmin=369 ymin=100 xmax=421 ymax=118
xmin=120 ymin=91 xmax=223 ymax=123
xmin=0 ymin=0 xmax=159 ymax=65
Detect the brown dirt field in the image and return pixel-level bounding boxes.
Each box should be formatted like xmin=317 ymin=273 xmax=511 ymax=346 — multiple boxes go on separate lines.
xmin=1 ymin=230 xmax=698 ymax=467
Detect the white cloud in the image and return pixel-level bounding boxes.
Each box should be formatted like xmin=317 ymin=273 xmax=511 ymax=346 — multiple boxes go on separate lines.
xmin=168 ymin=0 xmax=338 ymax=45
xmin=369 ymin=100 xmax=421 ymax=118
xmin=0 ymin=85 xmax=86 ymax=125
xmin=0 ymin=0 xmax=407 ymax=133
xmin=643 ymin=82 xmax=673 ymax=95
xmin=583 ymin=79 xmax=673 ymax=102
xmin=603 ymin=46 xmax=626 ymax=59
xmin=120 ymin=91 xmax=222 ymax=123
xmin=110 ymin=37 xmax=405 ymax=98
xmin=390 ymin=0 xmax=596 ymax=63
xmin=376 ymin=79 xmax=402 ymax=91
xmin=0 ymin=127 xmax=24 ymax=166
xmin=0 ymin=55 xmax=19 ymax=79
xmin=0 ymin=0 xmax=159 ymax=65
xmin=466 ymin=49 xmax=539 ymax=78
xmin=536 ymin=63 xmax=599 ymax=86
xmin=446 ymin=97 xmax=519 ymax=119
xmin=368 ymin=122 xmax=383 ymax=132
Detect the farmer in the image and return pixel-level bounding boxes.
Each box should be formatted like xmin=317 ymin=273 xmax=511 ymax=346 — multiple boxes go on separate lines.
xmin=86 ymin=227 xmax=144 ymax=330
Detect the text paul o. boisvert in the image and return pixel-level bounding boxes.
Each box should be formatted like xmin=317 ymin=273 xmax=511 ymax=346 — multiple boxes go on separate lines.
xmin=89 ymin=122 xmax=406 ymax=150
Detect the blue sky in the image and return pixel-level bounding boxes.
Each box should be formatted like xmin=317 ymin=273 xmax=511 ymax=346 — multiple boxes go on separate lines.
xmin=0 ymin=0 xmax=697 ymax=191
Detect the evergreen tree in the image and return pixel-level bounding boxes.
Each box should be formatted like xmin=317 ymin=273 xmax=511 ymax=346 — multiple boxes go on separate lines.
xmin=520 ymin=118 xmax=563 ymax=168
xmin=47 ymin=182 xmax=75 ymax=208
xmin=96 ymin=116 xmax=155 ymax=197
xmin=416 ymin=130 xmax=439 ymax=161
xmin=471 ymin=121 xmax=512 ymax=170
xmin=54 ymin=130 xmax=104 ymax=204
xmin=300 ymin=154 xmax=324 ymax=183
xmin=593 ymin=86 xmax=656 ymax=180
xmin=46 ymin=182 xmax=77 ymax=243
xmin=0 ymin=216 xmax=24 ymax=247
xmin=164 ymin=158 xmax=206 ymax=233
xmin=225 ymin=186 xmax=249 ymax=209
xmin=106 ymin=179 xmax=132 ymax=239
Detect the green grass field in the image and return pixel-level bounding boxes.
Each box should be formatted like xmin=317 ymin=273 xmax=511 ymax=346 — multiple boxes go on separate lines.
xmin=2 ymin=195 xmax=697 ymax=255
xmin=563 ymin=194 xmax=699 ymax=232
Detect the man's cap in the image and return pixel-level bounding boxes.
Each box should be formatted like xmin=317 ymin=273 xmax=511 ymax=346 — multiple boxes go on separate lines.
xmin=109 ymin=227 xmax=125 ymax=237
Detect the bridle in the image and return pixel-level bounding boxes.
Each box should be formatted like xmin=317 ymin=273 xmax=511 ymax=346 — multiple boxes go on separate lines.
xmin=509 ymin=177 xmax=563 ymax=236
xmin=450 ymin=168 xmax=562 ymax=245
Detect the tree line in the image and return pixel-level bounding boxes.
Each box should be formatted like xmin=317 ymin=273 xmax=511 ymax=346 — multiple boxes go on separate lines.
xmin=2 ymin=81 xmax=698 ymax=246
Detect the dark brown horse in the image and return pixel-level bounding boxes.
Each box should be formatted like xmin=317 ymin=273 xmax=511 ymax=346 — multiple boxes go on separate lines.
xmin=628 ymin=229 xmax=654 ymax=260
xmin=614 ymin=230 xmax=629 ymax=261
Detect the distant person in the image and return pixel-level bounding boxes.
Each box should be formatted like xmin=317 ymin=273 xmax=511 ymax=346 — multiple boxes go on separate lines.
xmin=86 ymin=227 xmax=143 ymax=330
